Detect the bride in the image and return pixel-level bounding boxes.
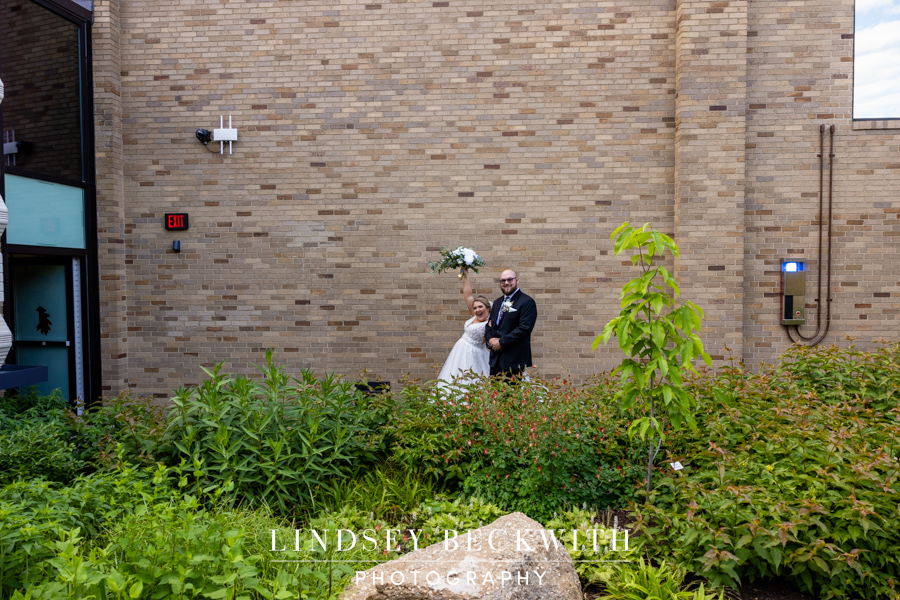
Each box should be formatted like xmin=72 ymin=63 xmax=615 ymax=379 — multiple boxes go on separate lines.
xmin=437 ymin=271 xmax=491 ymax=385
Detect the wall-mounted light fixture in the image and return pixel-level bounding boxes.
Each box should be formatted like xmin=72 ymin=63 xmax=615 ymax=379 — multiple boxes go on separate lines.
xmin=172 ymin=240 xmax=181 ymax=253
xmin=195 ymin=129 xmax=212 ymax=144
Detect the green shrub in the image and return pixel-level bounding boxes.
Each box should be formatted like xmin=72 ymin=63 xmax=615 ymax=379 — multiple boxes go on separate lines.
xmin=0 ymin=387 xmax=68 ymax=420
xmin=0 ymin=421 xmax=84 ymax=485
xmin=430 ymin=376 xmax=646 ymax=521
xmin=601 ymin=558 xmax=725 ymax=600
xmin=383 ymin=378 xmax=469 ymax=487
xmin=161 ymin=351 xmax=386 ymax=514
xmin=638 ymin=345 xmax=900 ymax=600
xmin=0 ymin=463 xmax=175 ymax=596
xmin=0 ymin=390 xmax=85 ymax=484
xmin=0 ymin=388 xmax=166 ymax=480
xmin=65 ymin=391 xmax=168 ymax=469
xmin=315 ymin=461 xmax=439 ymax=522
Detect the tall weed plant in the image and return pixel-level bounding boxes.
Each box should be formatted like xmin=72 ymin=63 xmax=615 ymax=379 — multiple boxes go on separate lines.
xmin=162 ymin=350 xmax=387 ymax=514
xmin=638 ymin=344 xmax=900 ymax=600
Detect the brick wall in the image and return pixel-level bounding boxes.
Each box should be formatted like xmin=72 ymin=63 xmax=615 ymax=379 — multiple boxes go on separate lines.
xmin=93 ymin=0 xmax=128 ymax=394
xmin=90 ymin=0 xmax=900 ymax=397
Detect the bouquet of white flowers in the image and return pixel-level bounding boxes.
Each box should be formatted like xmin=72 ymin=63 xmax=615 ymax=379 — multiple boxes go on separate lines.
xmin=429 ymin=246 xmax=486 ymax=278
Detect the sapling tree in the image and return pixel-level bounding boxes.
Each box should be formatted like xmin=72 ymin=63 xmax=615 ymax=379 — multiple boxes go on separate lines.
xmin=594 ymin=222 xmax=711 ymax=497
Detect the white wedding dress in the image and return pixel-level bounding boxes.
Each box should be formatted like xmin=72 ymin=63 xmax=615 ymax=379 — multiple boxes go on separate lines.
xmin=437 ymin=316 xmax=490 ymax=385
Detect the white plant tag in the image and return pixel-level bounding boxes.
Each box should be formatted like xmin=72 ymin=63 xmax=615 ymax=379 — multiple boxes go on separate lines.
xmin=670 ymin=461 xmax=684 ymax=471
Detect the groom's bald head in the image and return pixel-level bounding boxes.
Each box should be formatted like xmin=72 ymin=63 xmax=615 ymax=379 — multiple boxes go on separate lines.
xmin=499 ymin=269 xmax=519 ymax=295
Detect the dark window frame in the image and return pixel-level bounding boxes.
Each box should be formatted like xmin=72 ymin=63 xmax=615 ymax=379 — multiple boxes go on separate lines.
xmin=1 ymin=0 xmax=102 ymax=405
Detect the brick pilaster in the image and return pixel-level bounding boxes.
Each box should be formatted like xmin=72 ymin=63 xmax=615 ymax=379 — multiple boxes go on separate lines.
xmin=674 ymin=0 xmax=747 ymax=361
xmin=92 ymin=0 xmax=128 ymax=397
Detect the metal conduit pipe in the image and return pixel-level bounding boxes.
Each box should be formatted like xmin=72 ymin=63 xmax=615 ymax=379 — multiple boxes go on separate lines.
xmin=787 ymin=124 xmax=834 ymax=346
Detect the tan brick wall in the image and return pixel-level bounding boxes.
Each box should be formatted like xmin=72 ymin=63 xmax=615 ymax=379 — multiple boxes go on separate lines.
xmin=89 ymin=0 xmax=900 ymax=397
xmin=93 ymin=0 xmax=128 ymax=395
xmin=743 ymin=0 xmax=900 ymax=366
xmin=674 ymin=0 xmax=747 ymax=362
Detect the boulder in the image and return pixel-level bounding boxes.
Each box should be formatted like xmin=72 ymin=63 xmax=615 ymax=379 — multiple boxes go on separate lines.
xmin=340 ymin=512 xmax=582 ymax=600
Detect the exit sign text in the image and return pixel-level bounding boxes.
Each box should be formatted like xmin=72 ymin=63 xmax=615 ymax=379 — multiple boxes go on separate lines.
xmin=164 ymin=213 xmax=189 ymax=230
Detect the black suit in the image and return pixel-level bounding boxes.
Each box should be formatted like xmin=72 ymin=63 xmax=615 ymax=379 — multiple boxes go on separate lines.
xmin=484 ymin=289 xmax=537 ymax=377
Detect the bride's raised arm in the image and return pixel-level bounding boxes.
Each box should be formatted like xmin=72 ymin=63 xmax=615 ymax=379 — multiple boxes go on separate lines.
xmin=461 ymin=271 xmax=477 ymax=317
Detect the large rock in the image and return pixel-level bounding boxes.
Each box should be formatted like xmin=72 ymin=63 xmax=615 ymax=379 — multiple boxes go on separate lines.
xmin=340 ymin=512 xmax=582 ymax=600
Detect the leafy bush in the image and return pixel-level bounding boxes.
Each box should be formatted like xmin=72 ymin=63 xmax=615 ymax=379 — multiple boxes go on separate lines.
xmin=315 ymin=461 xmax=439 ymax=522
xmin=429 ymin=376 xmax=646 ymax=521
xmin=0 ymin=387 xmax=68 ymax=419
xmin=638 ymin=345 xmax=900 ymax=600
xmin=383 ymin=378 xmax=469 ymax=487
xmin=65 ymin=391 xmax=168 ymax=469
xmin=0 ymin=463 xmax=175 ymax=596
xmin=0 ymin=388 xmax=167 ymax=481
xmin=0 ymin=421 xmax=84 ymax=485
xmin=160 ymin=351 xmax=387 ymax=514
xmin=0 ymin=390 xmax=85 ymax=484
xmin=601 ymin=558 xmax=725 ymax=600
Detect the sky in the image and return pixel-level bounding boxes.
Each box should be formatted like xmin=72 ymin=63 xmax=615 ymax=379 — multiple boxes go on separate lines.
xmin=853 ymin=0 xmax=900 ymax=118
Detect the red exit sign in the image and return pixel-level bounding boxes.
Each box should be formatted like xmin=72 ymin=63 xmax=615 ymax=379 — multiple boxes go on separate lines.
xmin=164 ymin=213 xmax=189 ymax=230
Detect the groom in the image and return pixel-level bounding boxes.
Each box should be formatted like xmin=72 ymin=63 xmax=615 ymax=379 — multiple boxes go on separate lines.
xmin=485 ymin=269 xmax=538 ymax=378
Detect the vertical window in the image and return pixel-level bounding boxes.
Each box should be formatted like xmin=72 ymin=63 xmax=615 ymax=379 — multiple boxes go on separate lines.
xmin=853 ymin=0 xmax=900 ymax=119
xmin=1 ymin=0 xmax=83 ymax=180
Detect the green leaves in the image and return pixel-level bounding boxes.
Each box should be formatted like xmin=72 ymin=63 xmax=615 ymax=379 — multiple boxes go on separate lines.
xmin=160 ymin=352 xmax=383 ymax=515
xmin=424 ymin=376 xmax=648 ymax=520
xmin=595 ymin=222 xmax=711 ymax=497
xmin=637 ymin=345 xmax=900 ymax=600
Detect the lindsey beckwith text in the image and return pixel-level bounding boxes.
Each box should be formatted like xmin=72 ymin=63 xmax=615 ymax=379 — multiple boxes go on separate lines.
xmin=270 ymin=527 xmax=630 ymax=554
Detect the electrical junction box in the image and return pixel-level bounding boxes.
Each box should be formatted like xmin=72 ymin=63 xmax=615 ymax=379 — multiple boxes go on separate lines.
xmin=781 ymin=259 xmax=806 ymax=325
xmin=213 ymin=128 xmax=238 ymax=142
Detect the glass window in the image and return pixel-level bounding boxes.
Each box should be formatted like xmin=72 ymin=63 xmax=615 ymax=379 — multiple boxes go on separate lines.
xmin=0 ymin=0 xmax=83 ymax=181
xmin=853 ymin=0 xmax=900 ymax=119
xmin=4 ymin=174 xmax=86 ymax=249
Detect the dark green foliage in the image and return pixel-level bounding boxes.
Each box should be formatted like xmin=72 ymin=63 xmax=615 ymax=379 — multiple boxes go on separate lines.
xmin=0 ymin=463 xmax=176 ymax=596
xmin=160 ymin=350 xmax=387 ymax=514
xmin=638 ymin=344 xmax=900 ymax=600
xmin=0 ymin=390 xmax=84 ymax=484
xmin=0 ymin=421 xmax=84 ymax=485
xmin=382 ymin=378 xmax=470 ymax=487
xmin=412 ymin=376 xmax=648 ymax=521
xmin=67 ymin=391 xmax=168 ymax=468
xmin=0 ymin=388 xmax=167 ymax=483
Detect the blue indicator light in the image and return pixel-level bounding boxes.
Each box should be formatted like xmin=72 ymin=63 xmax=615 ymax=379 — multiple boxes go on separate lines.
xmin=782 ymin=261 xmax=804 ymax=272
